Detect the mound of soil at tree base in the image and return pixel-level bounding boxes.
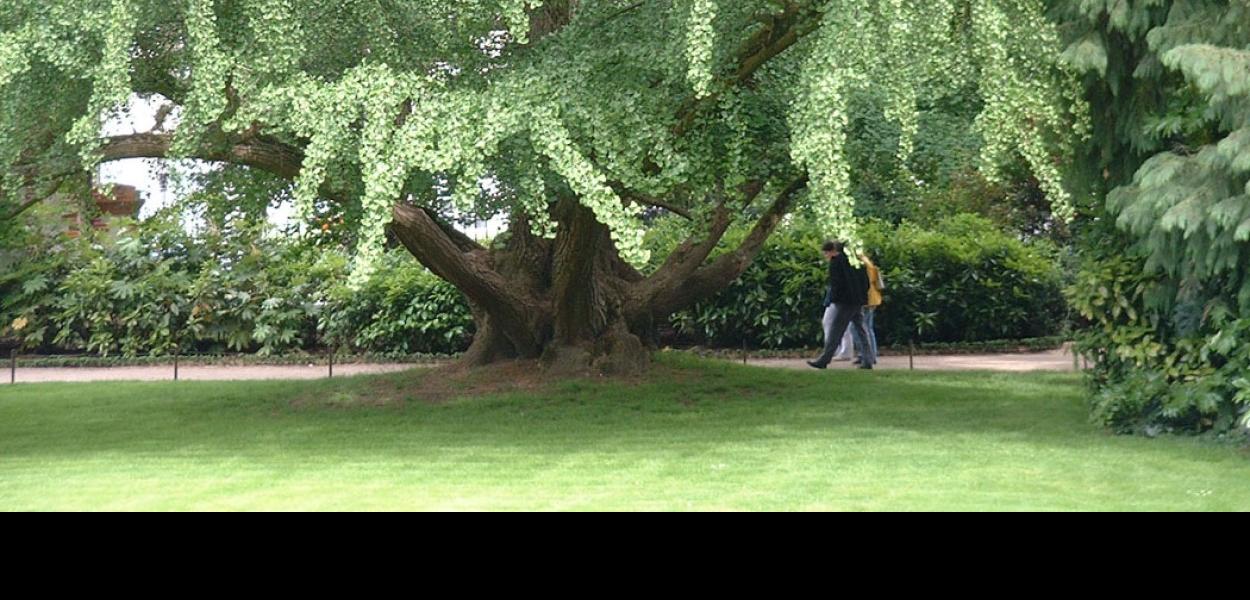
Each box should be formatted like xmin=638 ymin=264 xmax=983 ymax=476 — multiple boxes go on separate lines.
xmin=290 ymin=359 xmax=697 ymax=409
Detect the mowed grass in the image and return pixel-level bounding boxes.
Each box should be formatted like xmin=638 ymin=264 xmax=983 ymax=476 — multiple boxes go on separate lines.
xmin=0 ymin=354 xmax=1246 ymax=511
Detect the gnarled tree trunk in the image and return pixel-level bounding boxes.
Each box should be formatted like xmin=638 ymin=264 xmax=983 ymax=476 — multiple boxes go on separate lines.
xmin=389 ymin=178 xmax=806 ymax=375
xmin=80 ymin=127 xmax=807 ymax=377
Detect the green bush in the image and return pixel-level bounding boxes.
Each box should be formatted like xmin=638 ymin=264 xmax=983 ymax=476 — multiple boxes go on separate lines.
xmin=1069 ymin=251 xmax=1250 ymax=436
xmin=866 ymin=215 xmax=1068 ymax=345
xmin=0 ymin=218 xmax=473 ymax=357
xmin=666 ymin=225 xmax=828 ymax=349
xmin=320 ymin=251 xmax=474 ymax=356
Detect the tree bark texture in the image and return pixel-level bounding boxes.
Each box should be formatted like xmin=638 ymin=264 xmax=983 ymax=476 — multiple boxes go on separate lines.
xmin=388 ymin=178 xmax=806 ymax=375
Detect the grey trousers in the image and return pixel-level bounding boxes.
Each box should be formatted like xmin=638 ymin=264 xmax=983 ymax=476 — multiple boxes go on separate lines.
xmin=815 ymin=304 xmax=876 ymax=367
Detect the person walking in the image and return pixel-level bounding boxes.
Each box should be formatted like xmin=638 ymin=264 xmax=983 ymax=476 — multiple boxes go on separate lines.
xmin=856 ymin=252 xmax=884 ymax=365
xmin=809 ymin=241 xmax=876 ymax=370
xmin=833 ymin=252 xmax=884 ymax=365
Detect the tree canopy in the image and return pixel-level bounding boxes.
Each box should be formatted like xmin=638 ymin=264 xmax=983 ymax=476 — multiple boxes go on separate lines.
xmin=1054 ymin=0 xmax=1250 ymax=434
xmin=2 ymin=1 xmax=1084 ymax=272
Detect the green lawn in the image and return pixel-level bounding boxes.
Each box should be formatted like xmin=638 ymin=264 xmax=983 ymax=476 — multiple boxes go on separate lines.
xmin=1 ymin=354 xmax=1246 ymax=511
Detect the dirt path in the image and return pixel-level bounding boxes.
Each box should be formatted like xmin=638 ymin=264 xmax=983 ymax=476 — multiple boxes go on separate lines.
xmin=4 ymin=363 xmax=421 ymax=384
xmin=743 ymin=348 xmax=1077 ymax=372
xmin=3 ymin=348 xmax=1078 ymax=385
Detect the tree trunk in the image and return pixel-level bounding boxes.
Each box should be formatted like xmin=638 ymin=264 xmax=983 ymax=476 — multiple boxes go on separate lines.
xmin=540 ymin=198 xmax=650 ymax=376
xmin=388 ymin=178 xmax=806 ymax=377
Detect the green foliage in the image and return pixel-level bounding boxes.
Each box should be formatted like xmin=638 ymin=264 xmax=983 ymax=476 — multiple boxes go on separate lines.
xmin=1107 ymin=8 xmax=1250 ymax=307
xmin=1058 ymin=0 xmax=1250 ymax=436
xmin=654 ymin=222 xmax=829 ymax=349
xmin=906 ymin=168 xmax=1074 ymax=243
xmin=865 ymin=215 xmax=1068 ymax=344
xmin=7 ymin=211 xmax=1064 ymax=359
xmin=1 ymin=218 xmax=304 ymax=356
xmin=12 ymin=353 xmax=445 ymax=368
xmin=650 ymin=214 xmax=1067 ymax=349
xmin=1069 ymin=247 xmax=1250 ymax=435
xmin=320 ymin=252 xmax=474 ymax=356
xmin=0 ymin=216 xmax=473 ymax=357
xmin=831 ymin=88 xmax=1072 ymax=242
xmin=1 ymin=0 xmax=1084 ymax=281
xmin=791 ymin=0 xmax=1085 ymax=247
xmin=1051 ymin=0 xmax=1179 ymax=189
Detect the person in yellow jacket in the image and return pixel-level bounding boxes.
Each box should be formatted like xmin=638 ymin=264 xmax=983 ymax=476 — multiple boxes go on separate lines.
xmin=860 ymin=254 xmax=884 ymax=363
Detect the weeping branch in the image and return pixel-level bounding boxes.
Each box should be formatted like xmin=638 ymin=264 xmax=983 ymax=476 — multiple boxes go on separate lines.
xmin=675 ymin=1 xmax=824 ymax=135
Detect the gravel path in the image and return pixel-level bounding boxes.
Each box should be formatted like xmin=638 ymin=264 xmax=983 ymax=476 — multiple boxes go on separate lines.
xmin=5 ymin=363 xmax=421 ymax=384
xmin=2 ymin=348 xmax=1078 ymax=384
xmin=742 ymin=348 xmax=1077 ymax=372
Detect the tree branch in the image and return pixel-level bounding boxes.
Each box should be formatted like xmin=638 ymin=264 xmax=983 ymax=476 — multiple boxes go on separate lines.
xmin=0 ymin=192 xmax=45 ymax=222
xmin=99 ymin=133 xmax=306 ymax=180
xmin=390 ymin=203 xmax=547 ymax=356
xmin=591 ymin=0 xmax=650 ymax=30
xmin=674 ymin=2 xmax=823 ymax=136
xmin=611 ymin=184 xmax=693 ymax=220
xmin=525 ymin=0 xmax=581 ymax=46
xmin=418 ymin=205 xmax=487 ymax=254
xmin=642 ymin=176 xmax=808 ymax=318
xmin=633 ymin=181 xmax=767 ymax=309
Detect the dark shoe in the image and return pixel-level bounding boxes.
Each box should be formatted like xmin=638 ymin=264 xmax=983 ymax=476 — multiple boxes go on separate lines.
xmin=807 ymin=361 xmax=827 ymax=370
xmin=858 ymin=363 xmax=874 ymax=370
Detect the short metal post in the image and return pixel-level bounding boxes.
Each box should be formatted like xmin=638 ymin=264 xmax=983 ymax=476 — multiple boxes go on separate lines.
xmin=742 ymin=340 xmax=748 ymax=365
xmin=9 ymin=349 xmax=16 ymax=384
xmin=329 ymin=348 xmax=335 ymax=379
xmin=173 ymin=345 xmax=180 ymax=382
xmin=909 ymin=342 xmax=915 ymax=371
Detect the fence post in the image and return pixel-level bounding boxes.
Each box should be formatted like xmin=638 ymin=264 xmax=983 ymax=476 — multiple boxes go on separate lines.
xmin=173 ymin=341 xmax=180 ymax=382
xmin=329 ymin=348 xmax=335 ymax=379
xmin=909 ymin=341 xmax=915 ymax=371
xmin=9 ymin=349 xmax=16 ymax=384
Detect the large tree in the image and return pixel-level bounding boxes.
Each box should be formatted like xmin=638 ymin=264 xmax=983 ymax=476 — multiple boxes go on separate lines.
xmin=1 ymin=0 xmax=1083 ymax=373
xmin=1054 ymin=1 xmax=1250 ymax=433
